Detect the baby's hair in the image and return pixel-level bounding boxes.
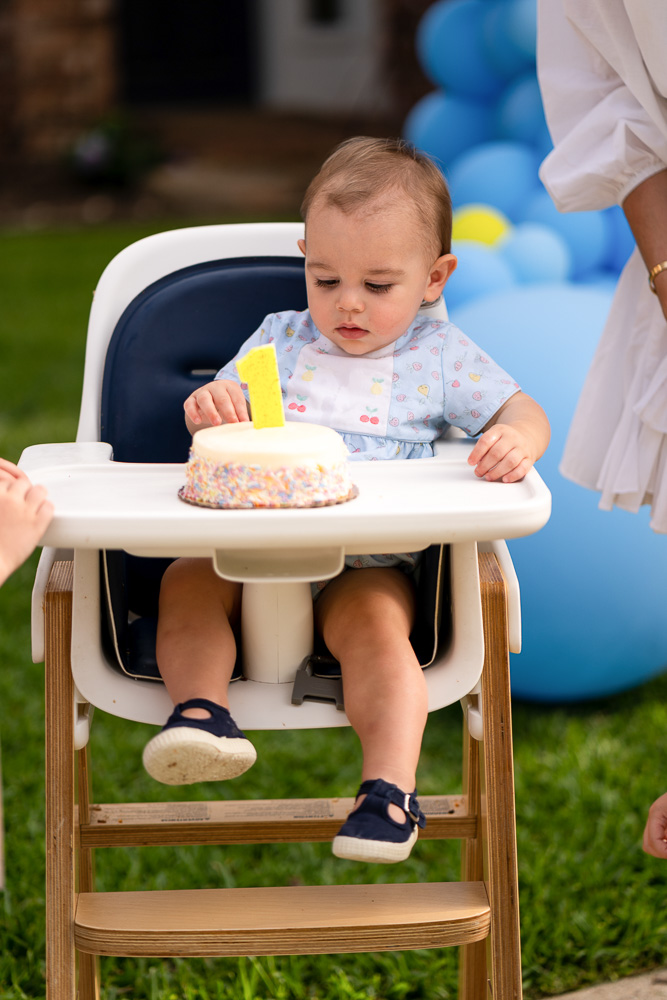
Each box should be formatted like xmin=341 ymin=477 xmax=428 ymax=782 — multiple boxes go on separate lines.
xmin=301 ymin=136 xmax=452 ymax=259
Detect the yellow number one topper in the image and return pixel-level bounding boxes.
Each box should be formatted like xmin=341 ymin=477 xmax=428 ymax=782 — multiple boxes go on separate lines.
xmin=235 ymin=344 xmax=285 ymax=429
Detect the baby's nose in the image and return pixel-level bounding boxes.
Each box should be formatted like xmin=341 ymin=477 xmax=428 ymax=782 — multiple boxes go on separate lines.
xmin=337 ymin=289 xmax=364 ymax=312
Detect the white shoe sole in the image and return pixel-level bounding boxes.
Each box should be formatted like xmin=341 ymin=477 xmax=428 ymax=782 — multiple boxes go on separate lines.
xmin=143 ymin=727 xmax=257 ymax=785
xmin=332 ymin=826 xmax=419 ymax=864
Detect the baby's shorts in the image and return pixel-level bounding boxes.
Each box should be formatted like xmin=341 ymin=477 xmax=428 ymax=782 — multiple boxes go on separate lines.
xmin=310 ymin=551 xmax=421 ymax=600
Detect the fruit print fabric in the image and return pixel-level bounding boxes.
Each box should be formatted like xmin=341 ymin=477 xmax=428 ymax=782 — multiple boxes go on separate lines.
xmin=216 ymin=309 xmax=520 ymax=461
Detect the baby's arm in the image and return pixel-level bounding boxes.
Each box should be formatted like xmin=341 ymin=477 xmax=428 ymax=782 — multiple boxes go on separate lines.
xmin=184 ymin=379 xmax=250 ymax=435
xmin=0 ymin=459 xmax=53 ymax=586
xmin=467 ymin=391 xmax=550 ymax=483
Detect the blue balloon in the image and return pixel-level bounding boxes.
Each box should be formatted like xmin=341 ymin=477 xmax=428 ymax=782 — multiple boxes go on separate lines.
xmin=603 ymin=205 xmax=636 ymax=274
xmin=447 ymin=142 xmax=542 ymax=220
xmin=482 ymin=0 xmax=536 ymax=78
xmin=416 ymin=0 xmax=506 ymax=100
xmin=518 ymin=188 xmax=611 ymax=278
xmin=495 ymin=74 xmax=551 ymax=151
xmin=403 ymin=91 xmax=494 ymax=168
xmin=451 ymin=284 xmax=667 ymax=702
xmin=446 ymin=240 xmax=516 ymax=309
xmin=498 ymin=223 xmax=572 ymax=283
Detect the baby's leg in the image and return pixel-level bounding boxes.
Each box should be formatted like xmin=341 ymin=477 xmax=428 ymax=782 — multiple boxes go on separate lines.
xmin=315 ymin=568 xmax=427 ymax=802
xmin=156 ymin=557 xmax=241 ymax=713
xmin=144 ymin=557 xmax=254 ymax=784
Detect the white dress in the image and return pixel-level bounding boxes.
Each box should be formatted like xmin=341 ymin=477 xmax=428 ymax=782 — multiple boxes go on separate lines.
xmin=537 ymin=0 xmax=667 ymax=533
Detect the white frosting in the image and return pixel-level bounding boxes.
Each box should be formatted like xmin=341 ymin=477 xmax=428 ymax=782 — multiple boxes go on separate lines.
xmin=192 ymin=421 xmax=349 ymax=469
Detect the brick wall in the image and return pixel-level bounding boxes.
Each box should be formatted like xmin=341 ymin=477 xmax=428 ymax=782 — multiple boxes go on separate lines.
xmin=4 ymin=0 xmax=117 ymax=164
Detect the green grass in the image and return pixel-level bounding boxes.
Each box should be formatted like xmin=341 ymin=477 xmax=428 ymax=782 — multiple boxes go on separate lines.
xmin=1 ymin=223 xmax=666 ymax=998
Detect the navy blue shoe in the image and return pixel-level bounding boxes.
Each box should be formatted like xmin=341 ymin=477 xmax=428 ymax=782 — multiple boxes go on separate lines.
xmin=332 ymin=778 xmax=426 ymax=863
xmin=143 ymin=698 xmax=257 ymax=785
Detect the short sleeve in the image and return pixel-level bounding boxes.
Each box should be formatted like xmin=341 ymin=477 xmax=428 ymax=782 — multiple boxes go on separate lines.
xmin=439 ymin=324 xmax=521 ymax=436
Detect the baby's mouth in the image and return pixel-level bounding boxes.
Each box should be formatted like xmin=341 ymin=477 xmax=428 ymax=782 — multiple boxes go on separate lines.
xmin=337 ymin=324 xmax=368 ymax=339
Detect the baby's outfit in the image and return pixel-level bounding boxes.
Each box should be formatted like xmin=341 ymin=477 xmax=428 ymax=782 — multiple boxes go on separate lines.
xmin=217 ymin=308 xmax=521 ymax=581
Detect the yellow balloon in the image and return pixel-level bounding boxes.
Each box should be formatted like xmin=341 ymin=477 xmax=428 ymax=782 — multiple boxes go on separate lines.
xmin=452 ymin=204 xmax=512 ymax=246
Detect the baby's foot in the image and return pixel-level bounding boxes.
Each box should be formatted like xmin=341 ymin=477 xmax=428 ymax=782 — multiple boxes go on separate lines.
xmin=332 ymin=778 xmax=426 ymax=864
xmin=142 ymin=698 xmax=256 ymax=785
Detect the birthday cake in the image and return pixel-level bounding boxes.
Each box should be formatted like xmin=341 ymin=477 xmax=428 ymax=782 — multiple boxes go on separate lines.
xmin=179 ymin=421 xmax=353 ymax=508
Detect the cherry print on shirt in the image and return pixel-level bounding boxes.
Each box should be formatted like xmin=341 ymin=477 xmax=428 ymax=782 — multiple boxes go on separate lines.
xmin=360 ymin=406 xmax=380 ymax=425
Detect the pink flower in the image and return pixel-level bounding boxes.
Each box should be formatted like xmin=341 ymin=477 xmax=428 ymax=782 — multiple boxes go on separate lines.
xmin=397 ymin=393 xmax=407 ymax=402
xmin=471 ymin=409 xmax=480 ymax=419
xmin=451 ymin=380 xmax=460 ymax=388
xmin=472 ymin=391 xmax=482 ymax=401
xmin=432 ymin=371 xmax=440 ymax=380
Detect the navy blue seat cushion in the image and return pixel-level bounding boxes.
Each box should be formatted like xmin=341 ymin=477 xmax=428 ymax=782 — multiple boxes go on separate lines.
xmin=101 ymin=256 xmax=308 ymax=464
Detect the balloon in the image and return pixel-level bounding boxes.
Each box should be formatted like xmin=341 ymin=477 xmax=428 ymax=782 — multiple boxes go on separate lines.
xmin=447 ymin=142 xmax=542 ymax=220
xmin=482 ymin=0 xmax=536 ymax=78
xmin=497 ymin=222 xmax=572 ymax=282
xmin=495 ymin=74 xmax=551 ymax=150
xmin=403 ymin=91 xmax=494 ymax=168
xmin=603 ymin=205 xmax=636 ymax=274
xmin=446 ymin=240 xmax=516 ymax=309
xmin=518 ymin=188 xmax=611 ymax=278
xmin=416 ymin=0 xmax=506 ymax=100
xmin=450 ymin=284 xmax=667 ymax=702
xmin=452 ymin=204 xmax=512 ymax=245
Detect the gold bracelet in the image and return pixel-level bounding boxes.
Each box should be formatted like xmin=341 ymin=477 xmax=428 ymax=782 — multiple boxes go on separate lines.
xmin=648 ymin=260 xmax=667 ymax=293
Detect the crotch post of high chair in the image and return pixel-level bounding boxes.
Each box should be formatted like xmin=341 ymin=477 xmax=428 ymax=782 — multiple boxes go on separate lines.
xmin=212 ymin=546 xmax=347 ymax=683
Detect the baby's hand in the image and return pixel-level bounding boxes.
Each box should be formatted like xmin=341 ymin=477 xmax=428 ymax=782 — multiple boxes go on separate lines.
xmin=184 ymin=380 xmax=249 ymax=430
xmin=643 ymin=791 xmax=667 ymax=859
xmin=467 ymin=423 xmax=537 ymax=483
xmin=0 ymin=460 xmax=53 ymax=586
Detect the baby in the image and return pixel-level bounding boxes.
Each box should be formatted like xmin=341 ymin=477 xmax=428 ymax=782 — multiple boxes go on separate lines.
xmin=144 ymin=137 xmax=550 ymax=864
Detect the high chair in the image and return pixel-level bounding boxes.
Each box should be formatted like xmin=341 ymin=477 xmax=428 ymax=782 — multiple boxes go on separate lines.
xmin=23 ymin=223 xmax=550 ymax=1000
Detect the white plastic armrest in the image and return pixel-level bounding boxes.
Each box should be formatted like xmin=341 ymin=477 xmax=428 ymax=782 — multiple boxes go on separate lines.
xmin=19 ymin=441 xmax=113 ymax=476
xmin=479 ymin=539 xmax=521 ymax=653
xmin=31 ymin=547 xmax=73 ymax=663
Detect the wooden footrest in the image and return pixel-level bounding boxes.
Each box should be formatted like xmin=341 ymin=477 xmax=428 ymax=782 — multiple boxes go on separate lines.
xmin=75 ymin=881 xmax=490 ymax=957
xmin=80 ymin=795 xmax=474 ymax=847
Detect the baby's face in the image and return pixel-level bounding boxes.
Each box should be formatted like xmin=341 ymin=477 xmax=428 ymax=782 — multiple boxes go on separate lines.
xmin=298 ymin=198 xmax=454 ymax=356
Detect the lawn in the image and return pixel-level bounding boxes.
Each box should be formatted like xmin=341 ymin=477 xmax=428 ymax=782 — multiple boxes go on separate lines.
xmin=1 ymin=223 xmax=666 ymax=999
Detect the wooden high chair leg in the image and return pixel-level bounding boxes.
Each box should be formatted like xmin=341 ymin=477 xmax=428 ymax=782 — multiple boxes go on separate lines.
xmin=77 ymin=747 xmax=100 ymax=1000
xmin=479 ymin=552 xmax=522 ymax=1000
xmin=45 ymin=561 xmax=77 ymax=1000
xmin=459 ymin=718 xmax=487 ymax=1000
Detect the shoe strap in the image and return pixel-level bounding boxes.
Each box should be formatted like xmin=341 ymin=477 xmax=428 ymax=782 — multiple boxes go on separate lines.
xmin=174 ymin=698 xmax=230 ymax=719
xmin=357 ymin=779 xmax=426 ymax=829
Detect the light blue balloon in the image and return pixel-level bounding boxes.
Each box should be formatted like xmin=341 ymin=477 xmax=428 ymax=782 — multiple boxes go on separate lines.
xmin=495 ymin=74 xmax=551 ymax=151
xmin=498 ymin=223 xmax=572 ymax=282
xmin=448 ymin=142 xmax=542 ymax=220
xmin=416 ymin=0 xmax=506 ymax=100
xmin=447 ymin=240 xmax=516 ymax=309
xmin=403 ymin=91 xmax=494 ymax=168
xmin=451 ymin=284 xmax=667 ymax=703
xmin=518 ymin=188 xmax=611 ymax=278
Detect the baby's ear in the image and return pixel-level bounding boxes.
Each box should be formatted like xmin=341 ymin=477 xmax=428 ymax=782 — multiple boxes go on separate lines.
xmin=425 ymin=254 xmax=457 ymax=301
xmin=297 ymin=238 xmax=306 ymax=257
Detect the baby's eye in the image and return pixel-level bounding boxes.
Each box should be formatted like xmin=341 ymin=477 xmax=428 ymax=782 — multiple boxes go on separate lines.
xmin=314 ymin=278 xmax=339 ymax=288
xmin=366 ymin=282 xmax=393 ymax=294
